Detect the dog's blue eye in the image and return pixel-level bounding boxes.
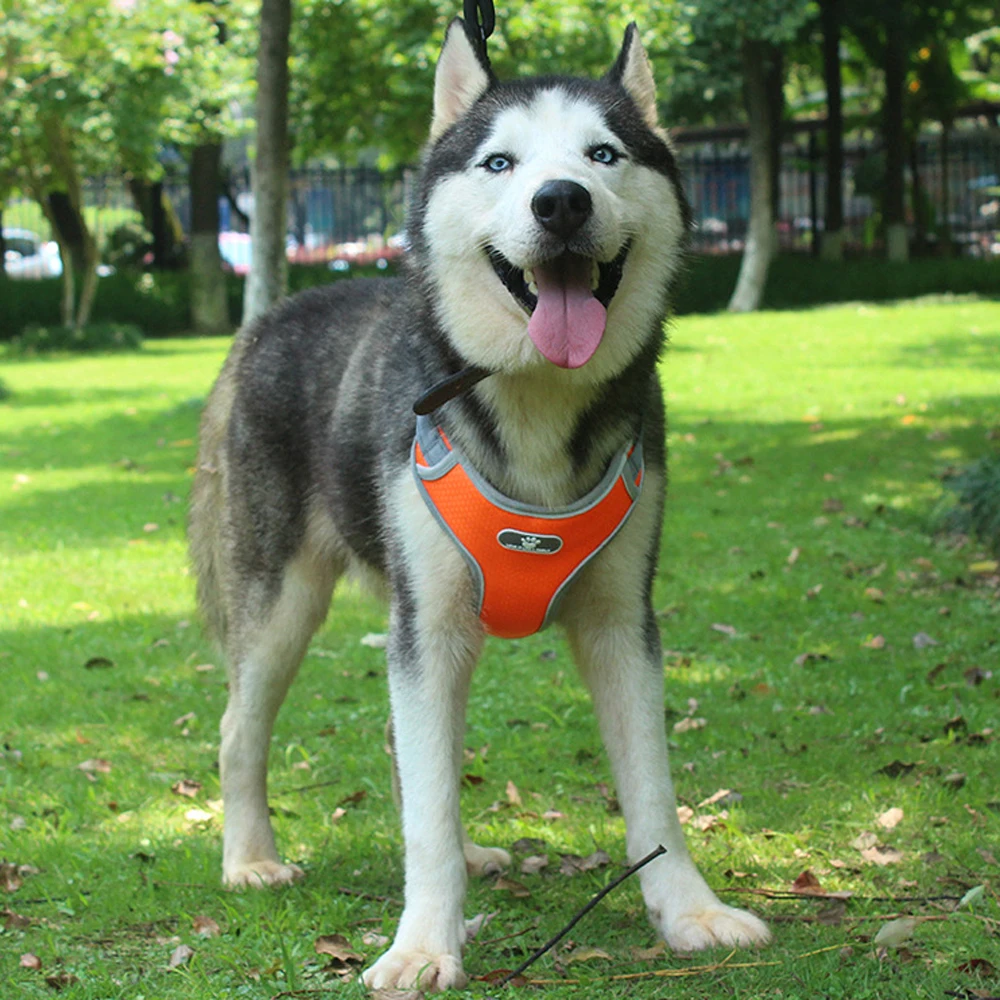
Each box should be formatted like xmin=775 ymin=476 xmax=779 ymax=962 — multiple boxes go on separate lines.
xmin=589 ymin=145 xmax=619 ymax=165
xmin=483 ymin=154 xmax=513 ymax=173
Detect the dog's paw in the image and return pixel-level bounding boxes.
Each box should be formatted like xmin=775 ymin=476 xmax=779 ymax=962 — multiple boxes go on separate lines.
xmin=661 ymin=903 xmax=771 ymax=952
xmin=361 ymin=948 xmax=467 ymax=992
xmin=222 ymin=860 xmax=304 ymax=889
xmin=463 ymin=841 xmax=511 ymax=877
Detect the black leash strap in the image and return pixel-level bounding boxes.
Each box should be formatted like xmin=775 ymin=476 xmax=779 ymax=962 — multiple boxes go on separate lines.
xmin=411 ymin=0 xmax=496 ymax=417
xmin=463 ymin=0 xmax=495 ymax=56
xmin=413 ymin=365 xmax=492 ymax=415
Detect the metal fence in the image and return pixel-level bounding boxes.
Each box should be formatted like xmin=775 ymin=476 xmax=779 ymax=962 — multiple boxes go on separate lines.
xmin=3 ymin=126 xmax=999 ymax=274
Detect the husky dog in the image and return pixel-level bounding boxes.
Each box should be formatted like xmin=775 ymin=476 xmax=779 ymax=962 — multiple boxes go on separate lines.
xmin=189 ymin=18 xmax=770 ymax=991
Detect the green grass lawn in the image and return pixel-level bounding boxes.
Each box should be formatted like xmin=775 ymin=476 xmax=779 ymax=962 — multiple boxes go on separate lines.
xmin=1 ymin=297 xmax=998 ymax=999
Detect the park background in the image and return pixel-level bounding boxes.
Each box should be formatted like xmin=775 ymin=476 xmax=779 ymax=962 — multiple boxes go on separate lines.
xmin=2 ymin=1 xmax=999 ymax=999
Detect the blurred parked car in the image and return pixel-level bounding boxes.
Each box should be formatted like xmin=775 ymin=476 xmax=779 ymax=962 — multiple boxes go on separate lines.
xmin=3 ymin=228 xmax=62 ymax=279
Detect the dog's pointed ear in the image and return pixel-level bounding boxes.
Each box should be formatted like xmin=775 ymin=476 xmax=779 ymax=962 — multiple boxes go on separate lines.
xmin=606 ymin=23 xmax=659 ymax=131
xmin=430 ymin=18 xmax=493 ymax=142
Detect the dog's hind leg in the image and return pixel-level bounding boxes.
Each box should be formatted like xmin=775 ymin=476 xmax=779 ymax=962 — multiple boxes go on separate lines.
xmin=219 ymin=541 xmax=340 ymax=889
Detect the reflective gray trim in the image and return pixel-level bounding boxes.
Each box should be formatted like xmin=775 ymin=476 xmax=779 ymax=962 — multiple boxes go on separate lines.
xmin=410 ymin=436 xmax=486 ymax=615
xmin=414 ymin=414 xmax=642 ymax=519
xmin=540 ymin=476 xmax=640 ymax=629
xmin=411 ymin=416 xmax=645 ymax=635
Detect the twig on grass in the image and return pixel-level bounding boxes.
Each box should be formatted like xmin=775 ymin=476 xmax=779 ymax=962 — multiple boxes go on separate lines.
xmin=475 ymin=918 xmax=541 ymax=947
xmin=337 ymin=886 xmax=402 ymax=906
xmin=270 ymin=990 xmax=336 ymax=999
xmin=494 ymin=844 xmax=666 ymax=987
xmin=718 ymin=887 xmax=966 ymax=904
xmin=527 ymin=949 xmax=781 ymax=985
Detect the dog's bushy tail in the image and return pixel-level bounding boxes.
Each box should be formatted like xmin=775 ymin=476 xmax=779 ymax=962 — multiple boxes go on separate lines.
xmin=188 ymin=342 xmax=247 ymax=643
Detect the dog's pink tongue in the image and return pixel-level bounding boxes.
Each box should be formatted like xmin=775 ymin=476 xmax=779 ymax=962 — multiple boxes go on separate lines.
xmin=527 ymin=255 xmax=606 ymax=368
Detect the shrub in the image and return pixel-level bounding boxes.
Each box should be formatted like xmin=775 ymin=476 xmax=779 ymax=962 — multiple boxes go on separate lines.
xmin=10 ymin=322 xmax=144 ymax=354
xmin=941 ymin=454 xmax=1000 ymax=555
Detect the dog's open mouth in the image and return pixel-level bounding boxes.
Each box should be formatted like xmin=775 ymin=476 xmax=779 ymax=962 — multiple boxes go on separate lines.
xmin=486 ymin=244 xmax=630 ymax=369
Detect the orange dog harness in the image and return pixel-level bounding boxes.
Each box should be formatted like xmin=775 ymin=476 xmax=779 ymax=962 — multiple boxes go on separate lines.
xmin=412 ymin=415 xmax=644 ymax=638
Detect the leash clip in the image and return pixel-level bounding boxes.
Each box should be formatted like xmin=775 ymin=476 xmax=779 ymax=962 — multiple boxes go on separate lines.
xmin=463 ymin=0 xmax=495 ymax=56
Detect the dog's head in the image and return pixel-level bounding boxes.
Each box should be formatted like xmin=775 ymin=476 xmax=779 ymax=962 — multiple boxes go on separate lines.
xmin=409 ymin=21 xmax=691 ymax=383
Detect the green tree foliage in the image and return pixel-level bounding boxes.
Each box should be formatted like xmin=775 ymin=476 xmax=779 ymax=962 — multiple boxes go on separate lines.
xmin=0 ymin=0 xmax=253 ymax=325
xmin=290 ymin=0 xmax=680 ymax=167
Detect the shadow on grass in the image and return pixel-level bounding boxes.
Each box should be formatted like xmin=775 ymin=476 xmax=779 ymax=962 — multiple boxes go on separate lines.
xmin=1 ymin=384 xmax=201 ymax=410
xmin=889 ymin=330 xmax=1000 ymax=371
xmin=5 ymin=391 xmax=998 ymax=550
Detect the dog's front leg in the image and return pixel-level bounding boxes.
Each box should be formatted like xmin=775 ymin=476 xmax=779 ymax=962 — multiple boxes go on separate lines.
xmin=361 ymin=592 xmax=481 ymax=992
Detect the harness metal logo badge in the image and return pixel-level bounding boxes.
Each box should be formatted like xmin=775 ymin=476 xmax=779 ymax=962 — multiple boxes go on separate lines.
xmin=497 ymin=529 xmax=563 ymax=554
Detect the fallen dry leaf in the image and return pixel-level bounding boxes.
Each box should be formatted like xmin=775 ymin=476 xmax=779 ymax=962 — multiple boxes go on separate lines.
xmin=698 ymin=788 xmax=742 ymax=808
xmin=564 ymin=946 xmax=613 ymax=964
xmin=337 ymin=789 xmax=367 ymax=808
xmin=673 ymin=717 xmax=707 ymax=734
xmin=877 ymin=807 xmax=904 ymax=830
xmin=192 ymin=915 xmax=220 ymax=938
xmin=791 ymin=870 xmax=824 ymax=895
xmin=875 ymin=760 xmax=915 ymax=779
xmin=315 ymin=933 xmax=364 ymax=965
xmin=851 ymin=831 xmax=878 ymax=851
xmin=2 ymin=863 xmax=24 ymax=893
xmin=20 ymin=952 xmax=42 ymax=970
xmin=3 ymin=907 xmax=32 ymax=929
xmin=956 ymin=957 xmax=997 ymax=977
xmin=873 ymin=916 xmax=918 ymax=948
xmin=492 ymin=876 xmax=531 ymax=898
xmin=864 ymin=587 xmax=885 ymax=603
xmin=711 ymin=622 xmax=737 ymax=637
xmin=173 ymin=711 xmax=196 ymax=727
xmin=360 ymin=632 xmax=388 ymax=648
xmin=690 ymin=812 xmax=728 ymax=833
xmin=560 ymin=850 xmax=611 ymax=876
xmin=861 ymin=845 xmax=904 ymax=866
xmin=863 ymin=635 xmax=886 ymax=650
xmin=44 ymin=972 xmax=79 ymax=991
xmin=168 ymin=943 xmax=195 ymax=969
xmin=630 ymin=941 xmax=667 ymax=961
xmin=171 ymin=779 xmax=203 ymax=799
xmin=464 ymin=912 xmax=497 ymax=941
xmin=520 ymin=854 xmax=549 ymax=875
xmin=677 ymin=805 xmax=694 ymax=825
xmin=184 ymin=808 xmax=213 ymax=823
xmin=505 ymin=780 xmax=522 ymax=807
xmin=362 ymin=930 xmax=390 ymax=948
xmin=77 ymin=758 xmax=111 ymax=773
xmin=912 ymin=632 xmax=939 ymax=649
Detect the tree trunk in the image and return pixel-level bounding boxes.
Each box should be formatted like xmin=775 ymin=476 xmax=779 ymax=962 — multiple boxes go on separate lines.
xmin=242 ymin=0 xmax=291 ymax=325
xmin=190 ymin=142 xmax=231 ymax=334
xmin=766 ymin=47 xmax=784 ymax=232
xmin=820 ymin=0 xmax=845 ymax=260
xmin=129 ymin=179 xmax=186 ymax=269
xmin=42 ymin=117 xmax=100 ymax=327
xmin=909 ymin=137 xmax=928 ymax=254
xmin=883 ymin=10 xmax=908 ymax=261
xmin=939 ymin=120 xmax=953 ymax=257
xmin=729 ymin=40 xmax=777 ymax=313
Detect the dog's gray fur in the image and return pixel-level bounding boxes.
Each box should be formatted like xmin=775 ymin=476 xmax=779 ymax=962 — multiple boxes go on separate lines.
xmin=190 ymin=20 xmax=769 ymax=991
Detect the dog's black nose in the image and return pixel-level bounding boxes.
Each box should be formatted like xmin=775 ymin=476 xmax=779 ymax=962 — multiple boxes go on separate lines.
xmin=531 ymin=180 xmax=592 ymax=239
